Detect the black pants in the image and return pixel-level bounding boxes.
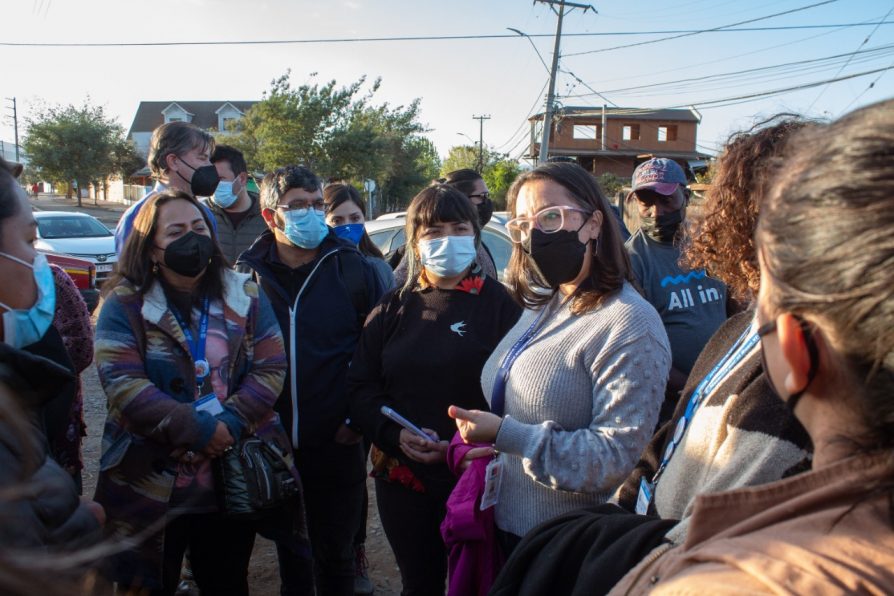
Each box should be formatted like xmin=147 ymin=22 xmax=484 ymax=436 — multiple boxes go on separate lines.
xmin=375 ymin=476 xmax=453 ymax=596
xmin=275 ymin=439 xmax=366 ymax=596
xmin=150 ymin=512 xmax=255 ymax=596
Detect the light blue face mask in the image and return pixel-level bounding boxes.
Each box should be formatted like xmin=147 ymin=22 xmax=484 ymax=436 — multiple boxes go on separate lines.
xmin=333 ymin=223 xmax=365 ymax=246
xmin=0 ymin=252 xmax=57 ymax=349
xmin=283 ymin=208 xmax=329 ymax=249
xmin=212 ymin=180 xmax=238 ymax=209
xmin=418 ymin=235 xmax=477 ymax=278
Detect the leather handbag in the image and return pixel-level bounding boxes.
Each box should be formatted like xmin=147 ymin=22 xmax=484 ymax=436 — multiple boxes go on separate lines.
xmin=213 ymin=436 xmax=300 ymax=518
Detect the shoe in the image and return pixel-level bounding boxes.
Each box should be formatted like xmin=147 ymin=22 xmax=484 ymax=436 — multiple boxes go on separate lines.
xmin=353 ymin=543 xmax=374 ymax=595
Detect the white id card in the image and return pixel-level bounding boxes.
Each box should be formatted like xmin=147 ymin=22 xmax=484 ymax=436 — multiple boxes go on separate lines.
xmin=195 ymin=393 xmax=224 ymax=416
xmin=635 ymin=476 xmax=654 ymax=515
xmin=480 ymin=456 xmax=504 ymax=510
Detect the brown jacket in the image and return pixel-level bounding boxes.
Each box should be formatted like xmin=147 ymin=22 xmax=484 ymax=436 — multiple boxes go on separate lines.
xmin=610 ymin=454 xmax=894 ymax=595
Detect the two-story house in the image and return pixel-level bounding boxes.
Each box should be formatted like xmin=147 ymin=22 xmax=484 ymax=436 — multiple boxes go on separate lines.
xmin=528 ymin=106 xmax=710 ymax=179
xmin=127 ymin=100 xmax=257 ymax=159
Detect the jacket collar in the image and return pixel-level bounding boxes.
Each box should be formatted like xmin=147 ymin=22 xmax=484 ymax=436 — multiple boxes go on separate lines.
xmin=684 ymin=452 xmax=890 ymax=549
xmin=141 ymin=268 xmax=252 ymax=325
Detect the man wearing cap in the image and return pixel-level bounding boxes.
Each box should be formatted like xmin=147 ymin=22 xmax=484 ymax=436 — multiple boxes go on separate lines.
xmin=625 ymin=158 xmax=728 ymax=425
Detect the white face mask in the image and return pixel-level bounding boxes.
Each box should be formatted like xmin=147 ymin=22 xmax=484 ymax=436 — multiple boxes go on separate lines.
xmin=417 ymin=235 xmax=477 ymax=277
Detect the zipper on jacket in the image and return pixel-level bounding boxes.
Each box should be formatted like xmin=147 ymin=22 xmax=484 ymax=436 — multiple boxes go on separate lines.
xmin=287 ymin=248 xmax=343 ymax=449
xmin=621 ymin=541 xmax=673 ymax=595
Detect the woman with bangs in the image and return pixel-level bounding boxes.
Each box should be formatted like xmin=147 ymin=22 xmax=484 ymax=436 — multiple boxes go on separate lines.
xmin=348 ymin=184 xmax=521 ymax=595
xmin=449 ymin=161 xmax=671 ymax=557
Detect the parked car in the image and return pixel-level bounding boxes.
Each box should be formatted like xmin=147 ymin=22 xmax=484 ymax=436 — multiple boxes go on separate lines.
xmin=365 ymin=218 xmax=514 ymax=282
xmin=40 ymin=251 xmax=100 ymax=313
xmin=33 ymin=211 xmax=117 ymax=286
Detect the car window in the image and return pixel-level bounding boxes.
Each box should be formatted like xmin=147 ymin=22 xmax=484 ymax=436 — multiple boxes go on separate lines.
xmin=482 ymin=228 xmax=512 ymax=282
xmin=38 ymin=216 xmax=112 ymax=239
xmin=367 ymin=229 xmax=397 ymax=254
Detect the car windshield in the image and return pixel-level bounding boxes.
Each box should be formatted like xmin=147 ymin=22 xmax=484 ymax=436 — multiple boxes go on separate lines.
xmin=38 ymin=216 xmax=112 ymax=239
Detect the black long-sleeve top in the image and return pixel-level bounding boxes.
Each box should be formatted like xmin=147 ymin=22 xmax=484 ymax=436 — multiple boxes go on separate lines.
xmin=348 ymin=275 xmax=521 ymax=485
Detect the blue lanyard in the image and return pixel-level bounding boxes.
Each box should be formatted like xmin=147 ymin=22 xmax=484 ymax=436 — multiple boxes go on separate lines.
xmin=170 ymin=296 xmax=210 ymax=388
xmin=650 ymin=325 xmax=759 ymax=486
xmin=490 ymin=306 xmax=551 ymax=416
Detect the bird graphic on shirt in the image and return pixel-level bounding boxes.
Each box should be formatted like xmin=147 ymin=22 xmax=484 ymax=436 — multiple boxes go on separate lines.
xmin=450 ymin=321 xmax=467 ymax=336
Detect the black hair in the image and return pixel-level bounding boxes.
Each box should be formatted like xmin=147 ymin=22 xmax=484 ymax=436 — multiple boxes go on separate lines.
xmin=323 ymin=183 xmax=384 ymax=259
xmin=210 ymin=144 xmax=248 ymax=176
xmin=260 ymin=165 xmax=321 ymax=211
xmin=442 ymin=168 xmax=484 ymax=198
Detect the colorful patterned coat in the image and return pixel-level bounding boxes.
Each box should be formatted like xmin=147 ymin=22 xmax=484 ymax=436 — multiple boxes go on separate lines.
xmin=93 ymin=269 xmax=293 ymax=588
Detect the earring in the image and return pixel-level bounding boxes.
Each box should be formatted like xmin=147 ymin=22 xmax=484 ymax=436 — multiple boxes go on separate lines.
xmin=152 ymin=261 xmax=159 ymax=274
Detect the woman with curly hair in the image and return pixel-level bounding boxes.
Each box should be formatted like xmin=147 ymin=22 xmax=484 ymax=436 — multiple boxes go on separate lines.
xmin=490 ymin=118 xmax=815 ymax=596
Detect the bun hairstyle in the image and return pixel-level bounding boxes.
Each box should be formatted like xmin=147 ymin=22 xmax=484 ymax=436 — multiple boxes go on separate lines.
xmin=757 ymin=98 xmax=894 ymax=520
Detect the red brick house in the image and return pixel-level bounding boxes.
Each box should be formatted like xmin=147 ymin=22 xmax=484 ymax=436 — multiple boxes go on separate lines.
xmin=527 ymin=106 xmax=710 ymax=179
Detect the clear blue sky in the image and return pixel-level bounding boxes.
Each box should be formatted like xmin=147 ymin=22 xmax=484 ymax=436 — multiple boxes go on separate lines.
xmin=3 ymin=0 xmax=893 ymax=164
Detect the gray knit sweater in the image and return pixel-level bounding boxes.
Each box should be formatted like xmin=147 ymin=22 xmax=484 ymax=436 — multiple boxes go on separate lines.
xmin=482 ymin=282 xmax=671 ymax=537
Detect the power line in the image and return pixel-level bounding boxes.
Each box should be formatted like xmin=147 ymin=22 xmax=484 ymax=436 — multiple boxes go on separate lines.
xmin=839 ymin=59 xmax=894 ymax=114
xmin=6 ymin=18 xmax=894 ymax=48
xmin=495 ymin=79 xmax=550 ymax=151
xmin=663 ymin=66 xmax=890 ymax=110
xmin=564 ymin=0 xmax=840 ymax=57
xmin=562 ymin=42 xmax=894 ymax=98
xmin=806 ymin=3 xmax=894 ymax=111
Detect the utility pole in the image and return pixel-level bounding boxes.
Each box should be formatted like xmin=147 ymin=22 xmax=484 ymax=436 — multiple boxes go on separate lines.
xmin=535 ymin=0 xmax=595 ymax=164
xmin=5 ymin=97 xmax=19 ymax=162
xmin=472 ymin=114 xmax=491 ymax=172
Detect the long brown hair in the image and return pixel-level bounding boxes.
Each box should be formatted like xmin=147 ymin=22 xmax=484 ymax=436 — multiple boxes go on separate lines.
xmin=681 ymin=116 xmax=811 ymax=304
xmin=323 ymin=183 xmax=384 ymax=259
xmin=505 ymin=162 xmax=632 ymax=314
xmin=105 ymin=190 xmax=226 ymax=299
xmin=758 ymin=98 xmax=894 ymax=521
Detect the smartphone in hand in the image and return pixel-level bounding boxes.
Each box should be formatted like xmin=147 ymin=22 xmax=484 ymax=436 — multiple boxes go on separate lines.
xmin=381 ymin=406 xmax=434 ymax=441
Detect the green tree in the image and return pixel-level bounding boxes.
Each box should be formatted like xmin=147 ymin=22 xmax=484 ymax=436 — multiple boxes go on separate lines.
xmin=233 ymin=71 xmax=439 ymax=215
xmin=597 ymin=173 xmax=624 ymax=198
xmin=441 ymin=145 xmax=522 ymax=210
xmin=483 ymin=159 xmax=522 ymax=210
xmin=23 ymin=101 xmax=125 ymax=207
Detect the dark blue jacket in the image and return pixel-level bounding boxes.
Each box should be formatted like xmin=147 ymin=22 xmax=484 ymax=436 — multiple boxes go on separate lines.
xmin=237 ymin=229 xmax=386 ymax=448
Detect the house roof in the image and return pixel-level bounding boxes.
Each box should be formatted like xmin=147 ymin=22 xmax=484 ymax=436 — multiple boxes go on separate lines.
xmin=127 ymin=100 xmax=257 ymax=136
xmin=530 ymin=106 xmax=701 ymax=123
xmin=528 ymin=146 xmax=712 ymax=160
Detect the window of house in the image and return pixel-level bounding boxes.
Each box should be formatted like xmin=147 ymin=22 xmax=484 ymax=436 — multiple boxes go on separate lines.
xmin=167 ymin=116 xmax=183 ymax=123
xmin=622 ymin=124 xmax=640 ymax=141
xmin=220 ymin=116 xmax=238 ymax=132
xmin=658 ymin=125 xmax=678 ymax=142
xmin=573 ymin=124 xmax=598 ymax=140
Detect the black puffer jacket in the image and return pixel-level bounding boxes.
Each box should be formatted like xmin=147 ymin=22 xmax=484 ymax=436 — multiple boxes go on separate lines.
xmin=0 ymin=342 xmax=101 ymax=549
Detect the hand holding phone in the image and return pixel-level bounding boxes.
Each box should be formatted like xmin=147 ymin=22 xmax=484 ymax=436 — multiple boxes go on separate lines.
xmin=381 ymin=406 xmax=433 ymax=441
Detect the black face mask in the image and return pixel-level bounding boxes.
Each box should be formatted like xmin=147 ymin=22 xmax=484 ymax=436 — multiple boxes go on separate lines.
xmin=526 ymin=228 xmax=587 ymax=288
xmin=177 ymin=158 xmax=220 ymax=197
xmin=640 ymin=209 xmax=683 ymax=243
xmin=477 ymin=198 xmax=494 ymax=227
xmin=758 ymin=317 xmax=820 ymax=413
xmin=161 ymin=232 xmax=214 ymax=278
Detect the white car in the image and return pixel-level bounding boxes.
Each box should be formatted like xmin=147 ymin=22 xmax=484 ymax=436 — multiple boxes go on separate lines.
xmin=365 ymin=218 xmax=514 ymax=282
xmin=33 ymin=211 xmax=117 ymax=285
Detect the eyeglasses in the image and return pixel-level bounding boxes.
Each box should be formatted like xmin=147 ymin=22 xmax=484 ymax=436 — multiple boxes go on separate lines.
xmin=276 ymin=200 xmax=325 ymax=216
xmin=506 ymin=205 xmax=593 ymax=243
xmin=468 ymin=191 xmax=490 ymax=201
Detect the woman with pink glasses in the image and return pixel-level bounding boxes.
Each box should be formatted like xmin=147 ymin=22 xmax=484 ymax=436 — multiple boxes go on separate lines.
xmin=450 ymin=162 xmax=670 ymax=557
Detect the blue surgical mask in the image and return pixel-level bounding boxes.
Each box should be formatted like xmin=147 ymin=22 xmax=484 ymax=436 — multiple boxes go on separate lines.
xmin=282 ymin=208 xmax=329 ymax=249
xmin=333 ymin=223 xmax=365 ymax=246
xmin=0 ymin=252 xmax=56 ymax=349
xmin=418 ymin=235 xmax=477 ymax=278
xmin=212 ymin=180 xmax=238 ymax=209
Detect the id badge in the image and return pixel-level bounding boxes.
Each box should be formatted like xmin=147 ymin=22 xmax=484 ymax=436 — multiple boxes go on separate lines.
xmin=480 ymin=456 xmax=504 ymax=511
xmin=195 ymin=393 xmax=224 ymax=416
xmin=635 ymin=476 xmax=654 ymax=515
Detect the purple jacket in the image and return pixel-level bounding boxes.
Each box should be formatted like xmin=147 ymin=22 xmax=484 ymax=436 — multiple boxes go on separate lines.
xmin=440 ymin=432 xmax=504 ymax=596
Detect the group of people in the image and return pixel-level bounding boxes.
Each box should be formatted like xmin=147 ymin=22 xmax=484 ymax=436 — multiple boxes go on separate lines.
xmin=0 ymin=96 xmax=892 ymax=596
